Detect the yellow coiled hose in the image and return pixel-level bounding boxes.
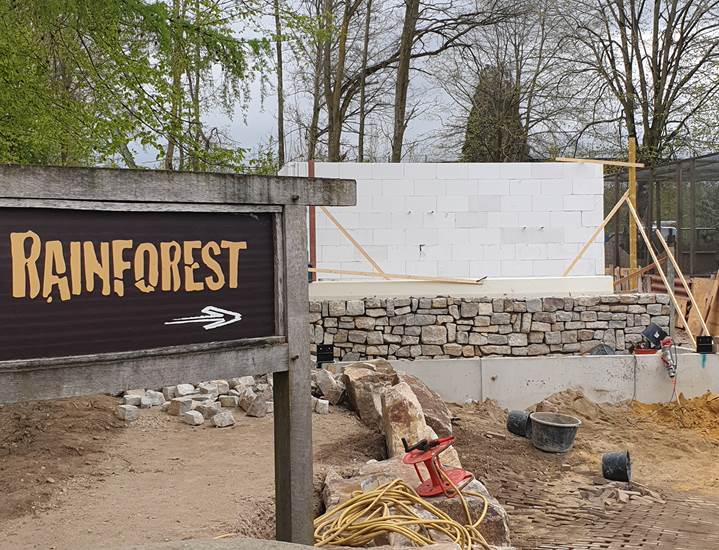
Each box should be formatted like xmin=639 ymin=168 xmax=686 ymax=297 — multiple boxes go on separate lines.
xmin=314 ymin=466 xmax=491 ymax=549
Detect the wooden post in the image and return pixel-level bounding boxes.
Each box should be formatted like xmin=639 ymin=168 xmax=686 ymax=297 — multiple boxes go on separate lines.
xmin=626 ymin=199 xmax=696 ymax=348
xmin=655 ymin=228 xmax=710 ymax=337
xmin=666 ymin=251 xmax=676 ymax=335
xmin=274 ymin=204 xmax=313 ymax=544
xmin=308 ymin=160 xmax=317 ymax=282
xmin=628 ymin=136 xmax=638 ymax=289
xmin=563 ymin=189 xmax=629 ymax=276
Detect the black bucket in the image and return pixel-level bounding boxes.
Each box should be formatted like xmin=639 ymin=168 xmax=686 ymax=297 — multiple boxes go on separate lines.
xmin=602 ymin=450 xmax=632 ymax=482
xmin=530 ymin=412 xmax=582 ymax=453
xmin=506 ymin=410 xmax=532 ymax=438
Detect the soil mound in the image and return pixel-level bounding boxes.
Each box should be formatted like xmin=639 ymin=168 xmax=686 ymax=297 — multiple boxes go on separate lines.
xmin=632 ymin=392 xmax=719 ymax=441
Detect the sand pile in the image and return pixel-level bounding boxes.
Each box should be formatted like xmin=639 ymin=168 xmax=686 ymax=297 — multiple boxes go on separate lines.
xmin=632 ymin=392 xmax=719 ymax=440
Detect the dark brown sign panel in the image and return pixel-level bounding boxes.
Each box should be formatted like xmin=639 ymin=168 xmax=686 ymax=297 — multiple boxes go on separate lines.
xmin=0 ymin=207 xmax=275 ymax=360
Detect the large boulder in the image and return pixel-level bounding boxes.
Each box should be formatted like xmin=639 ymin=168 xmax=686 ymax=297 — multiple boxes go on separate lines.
xmin=380 ymin=382 xmax=435 ymax=458
xmin=394 ymin=372 xmax=453 ymax=437
xmin=342 ymin=361 xmax=396 ymax=431
xmin=322 ymin=457 xmax=511 ymax=547
xmin=315 ymin=368 xmax=345 ymax=405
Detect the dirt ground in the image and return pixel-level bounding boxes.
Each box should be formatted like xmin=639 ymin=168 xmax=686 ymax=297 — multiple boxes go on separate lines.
xmin=1 ymin=390 xmax=718 ymax=549
xmin=0 ymin=398 xmax=385 ymax=549
xmin=451 ymin=390 xmax=719 ymax=547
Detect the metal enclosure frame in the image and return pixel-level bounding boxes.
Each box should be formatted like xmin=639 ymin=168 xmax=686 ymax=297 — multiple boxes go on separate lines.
xmin=0 ymin=165 xmax=356 ymax=545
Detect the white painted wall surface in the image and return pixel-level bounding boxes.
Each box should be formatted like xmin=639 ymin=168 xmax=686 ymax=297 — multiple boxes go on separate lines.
xmin=363 ymin=353 xmax=719 ymax=409
xmin=279 ymin=162 xmax=605 ymax=279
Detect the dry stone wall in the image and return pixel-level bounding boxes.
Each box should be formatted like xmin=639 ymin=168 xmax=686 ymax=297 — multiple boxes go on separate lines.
xmin=309 ymin=294 xmax=671 ymax=361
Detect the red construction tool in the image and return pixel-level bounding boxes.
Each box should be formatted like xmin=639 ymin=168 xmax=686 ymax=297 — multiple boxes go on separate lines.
xmin=401 ymin=436 xmax=473 ymax=498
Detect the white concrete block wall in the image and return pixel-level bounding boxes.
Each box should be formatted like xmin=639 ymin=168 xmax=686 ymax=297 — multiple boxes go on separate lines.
xmin=279 ymin=162 xmax=605 ymax=278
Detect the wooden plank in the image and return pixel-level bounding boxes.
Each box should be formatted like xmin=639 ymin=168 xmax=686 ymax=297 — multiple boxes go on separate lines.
xmin=613 ymin=254 xmax=667 ymax=287
xmin=318 ymin=206 xmax=387 ymax=276
xmin=563 ymin=190 xmax=630 ymax=276
xmin=0 ymin=165 xmax=356 ymax=206
xmin=686 ymin=278 xmax=713 ymax=334
xmin=628 ymin=137 xmax=638 ymax=288
xmin=555 ymin=157 xmax=645 ymax=168
xmin=0 ymin=337 xmax=288 ymax=404
xmin=309 ymin=267 xmax=486 ymax=285
xmin=625 ymin=199 xmax=696 ymax=348
xmin=274 ymin=204 xmax=313 ymax=544
xmin=655 ymin=229 xmax=710 ymax=336
xmin=697 ymin=275 xmax=719 ymax=336
xmin=0 ymin=198 xmax=283 ymax=213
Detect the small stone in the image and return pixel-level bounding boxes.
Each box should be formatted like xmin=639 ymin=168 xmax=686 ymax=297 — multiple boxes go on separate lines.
xmin=346 ymin=300 xmax=365 ymax=315
xmin=162 ymin=386 xmax=177 ymax=401
xmin=219 ymin=395 xmax=239 ymax=407
xmin=211 ymin=380 xmax=230 ymax=395
xmin=182 ymin=410 xmax=204 ymax=426
xmin=314 ymin=398 xmax=330 ymax=414
xmin=212 ymin=411 xmax=236 ymax=427
xmin=115 ymin=404 xmax=139 ymax=422
xmin=144 ymin=390 xmax=165 ymax=406
xmin=195 ymin=401 xmax=222 ymax=419
xmin=229 ymin=376 xmax=255 ymax=388
xmin=198 ymin=382 xmax=219 ymax=395
xmin=168 ymin=397 xmax=193 ymax=416
xmin=176 ymin=384 xmax=195 ymax=396
xmin=245 ymin=396 xmax=268 ymax=417
xmin=421 ymin=325 xmax=448 ymax=345
xmin=122 ymin=395 xmax=141 ymax=406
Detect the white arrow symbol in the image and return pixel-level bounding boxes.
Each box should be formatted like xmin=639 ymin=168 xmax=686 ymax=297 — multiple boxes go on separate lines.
xmin=165 ymin=306 xmax=243 ymax=330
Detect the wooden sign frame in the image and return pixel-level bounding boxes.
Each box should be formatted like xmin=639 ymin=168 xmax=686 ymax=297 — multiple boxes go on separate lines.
xmin=0 ymin=165 xmax=356 ymax=545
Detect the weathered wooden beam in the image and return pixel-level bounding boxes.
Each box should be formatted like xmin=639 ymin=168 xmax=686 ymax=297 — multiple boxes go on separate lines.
xmin=274 ymin=205 xmax=313 ymax=544
xmin=0 ymin=337 xmax=288 ymax=404
xmin=555 ymin=157 xmax=645 ymax=168
xmin=0 ymin=165 xmax=356 ymax=206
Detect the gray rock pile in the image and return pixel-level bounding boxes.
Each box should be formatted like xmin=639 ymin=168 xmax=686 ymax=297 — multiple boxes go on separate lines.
xmin=116 ymin=371 xmax=333 ymax=426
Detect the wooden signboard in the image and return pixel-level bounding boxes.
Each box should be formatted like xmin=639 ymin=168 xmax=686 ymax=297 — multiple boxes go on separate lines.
xmin=0 ymin=165 xmax=356 ymax=545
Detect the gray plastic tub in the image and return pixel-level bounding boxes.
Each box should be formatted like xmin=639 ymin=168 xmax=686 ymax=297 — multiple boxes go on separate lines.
xmin=530 ymin=412 xmax=582 ymax=453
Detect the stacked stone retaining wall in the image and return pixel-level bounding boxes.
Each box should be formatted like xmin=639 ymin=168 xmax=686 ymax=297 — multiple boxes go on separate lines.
xmin=309 ymin=294 xmax=671 ymax=361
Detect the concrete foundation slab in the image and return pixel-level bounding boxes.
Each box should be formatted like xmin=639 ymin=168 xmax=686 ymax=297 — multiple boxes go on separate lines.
xmin=309 ymin=276 xmax=613 ymax=300
xmin=339 ymin=352 xmax=719 ymax=410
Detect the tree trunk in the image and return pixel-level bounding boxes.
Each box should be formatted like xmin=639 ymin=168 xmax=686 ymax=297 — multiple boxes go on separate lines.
xmin=390 ymin=0 xmax=420 ymax=162
xmin=357 ymin=0 xmax=372 ymax=162
xmin=165 ymin=0 xmax=184 ymax=171
xmin=274 ymin=0 xmax=285 ymax=168
xmin=326 ymin=0 xmax=354 ymax=161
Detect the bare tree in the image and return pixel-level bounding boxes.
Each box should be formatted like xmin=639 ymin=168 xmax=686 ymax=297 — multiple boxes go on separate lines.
xmin=274 ymin=0 xmax=286 ymax=167
xmin=358 ymin=0 xmax=373 ymax=161
xmin=391 ymin=0 xmax=420 ymax=161
xmin=569 ymin=0 xmax=719 ymax=163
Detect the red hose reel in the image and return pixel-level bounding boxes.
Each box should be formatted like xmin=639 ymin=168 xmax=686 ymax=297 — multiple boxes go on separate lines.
xmin=401 ymin=436 xmax=474 ymax=498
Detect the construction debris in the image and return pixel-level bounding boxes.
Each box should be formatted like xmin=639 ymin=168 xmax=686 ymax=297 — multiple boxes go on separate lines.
xmin=578 ymin=480 xmax=666 ymax=509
